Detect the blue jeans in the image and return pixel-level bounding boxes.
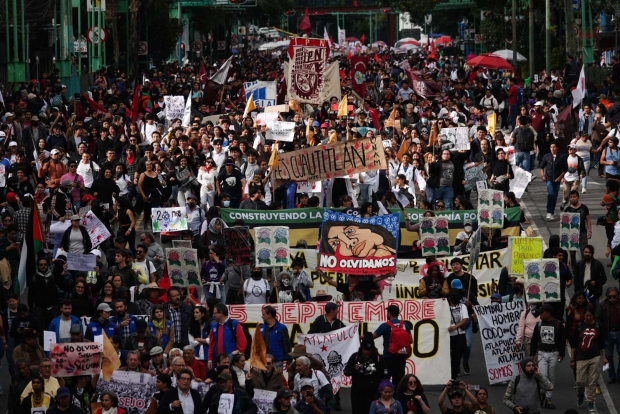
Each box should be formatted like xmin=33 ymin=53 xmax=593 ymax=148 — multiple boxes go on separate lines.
xmin=582 ymin=158 xmax=591 ymax=189
xmin=605 ymin=330 xmax=620 ymax=379
xmin=434 ymin=186 xmax=454 ymax=210
xmin=463 ymin=321 xmax=473 ymax=363
xmin=546 ymin=180 xmax=561 ymax=214
xmin=515 ymin=151 xmax=530 ymax=172
xmin=203 ymin=284 xmax=226 ymax=304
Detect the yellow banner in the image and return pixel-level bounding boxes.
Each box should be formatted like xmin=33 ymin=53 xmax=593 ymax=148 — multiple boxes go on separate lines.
xmin=509 ymin=236 xmax=543 ymax=275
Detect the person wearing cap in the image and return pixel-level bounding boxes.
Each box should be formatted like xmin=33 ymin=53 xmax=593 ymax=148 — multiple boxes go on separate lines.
xmin=216 ymin=157 xmax=246 ymax=208
xmin=39 ymin=147 xmax=67 ymax=189
xmin=85 ymin=302 xmax=116 ymax=340
xmin=373 ymin=304 xmax=412 ymax=389
xmin=530 ymin=304 xmax=565 ymax=408
xmin=308 ymin=302 xmax=345 ymax=334
xmin=502 ymin=277 xmax=525 ymax=303
xmin=47 ymin=299 xmax=82 ymax=343
xmin=271 ymin=388 xmax=295 ymax=413
xmin=122 ymin=318 xmax=159 ymax=361
xmin=293 ymin=378 xmax=327 ymax=414
xmin=205 ymin=371 xmax=257 ymax=414
xmin=560 ymin=144 xmax=585 ymax=211
xmin=343 ymin=332 xmax=388 ymax=413
xmin=45 ymin=385 xmax=84 ymax=414
xmin=19 ymin=358 xmax=61 ymax=402
xmin=46 ymin=123 xmax=68 ymax=151
xmin=259 ymin=305 xmax=291 ymax=371
xmin=511 ymin=116 xmax=535 ymax=173
xmin=540 ymin=141 xmax=568 ymax=221
xmin=59 ymin=214 xmax=92 ymax=254
xmin=147 ymin=346 xmax=169 ymax=375
xmin=18 ymin=374 xmax=52 ymax=413
xmin=22 ymin=113 xmax=47 ymax=154
xmin=438 ymin=379 xmax=477 ymax=414
xmin=13 ymin=329 xmax=46 ymax=369
xmin=530 ymin=101 xmax=551 ymax=154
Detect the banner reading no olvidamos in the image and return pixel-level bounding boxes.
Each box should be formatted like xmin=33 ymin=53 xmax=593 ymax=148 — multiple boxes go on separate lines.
xmin=272 ymin=136 xmax=387 ymax=182
xmin=227 ymin=300 xmax=451 ymax=385
xmin=319 ymin=210 xmax=399 ymax=275
xmin=474 ymin=301 xmax=526 ymax=384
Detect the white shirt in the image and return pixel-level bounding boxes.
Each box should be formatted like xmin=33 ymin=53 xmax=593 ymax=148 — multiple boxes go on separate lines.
xmin=565 ymin=154 xmax=580 ymax=182
xmin=449 ymin=303 xmax=469 ymax=336
xmin=212 ymin=150 xmax=226 ymax=169
xmin=143 ymin=123 xmax=158 ymax=145
xmin=243 ymin=278 xmax=269 ymax=304
xmin=175 ymin=388 xmax=194 ymax=414
xmin=135 ymin=259 xmax=156 ymax=280
xmin=58 ymin=318 xmax=72 ymax=342
xmin=77 ymin=161 xmax=99 ymax=188
xmin=293 ymin=369 xmax=330 ymax=399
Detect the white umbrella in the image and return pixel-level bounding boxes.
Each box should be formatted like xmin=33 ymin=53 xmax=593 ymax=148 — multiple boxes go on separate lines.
xmin=258 ymin=42 xmax=278 ymax=51
xmin=400 ymin=43 xmax=419 ymax=51
xmin=395 ymin=37 xmax=418 ymax=47
xmin=274 ymin=39 xmax=290 ymax=48
xmin=492 ymin=49 xmax=527 ymax=62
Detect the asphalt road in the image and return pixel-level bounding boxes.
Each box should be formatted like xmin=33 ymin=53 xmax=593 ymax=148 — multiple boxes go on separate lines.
xmin=1 ymin=164 xmax=618 ymax=414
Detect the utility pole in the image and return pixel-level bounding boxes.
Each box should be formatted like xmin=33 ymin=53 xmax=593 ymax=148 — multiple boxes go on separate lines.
xmin=512 ymin=0 xmax=517 ymax=67
xmin=546 ymin=0 xmax=551 ymax=74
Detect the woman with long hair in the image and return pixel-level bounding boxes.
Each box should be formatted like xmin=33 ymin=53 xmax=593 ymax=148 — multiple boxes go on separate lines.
xmin=70 ymin=276 xmax=95 ymax=318
xmin=566 ymin=290 xmax=589 ymax=381
xmin=116 ymin=196 xmax=136 ymax=254
xmin=189 ymin=305 xmax=210 ymax=360
xmin=96 ymin=281 xmax=116 ymax=308
xmin=91 ymin=166 xmax=120 ymax=207
xmin=231 ymin=352 xmax=249 ymax=389
xmin=395 ymin=374 xmax=430 ymax=414
xmin=370 ymin=380 xmax=403 ymax=414
xmin=148 ymin=304 xmax=173 ymax=354
xmin=344 ymin=333 xmax=387 ymax=413
xmin=137 ymin=160 xmax=163 ymax=230
xmin=197 ymin=157 xmax=217 ymax=209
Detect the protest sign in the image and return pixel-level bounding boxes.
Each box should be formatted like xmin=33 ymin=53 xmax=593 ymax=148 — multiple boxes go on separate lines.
xmin=255 ymin=226 xmax=290 ymax=267
xmin=50 ymin=220 xmax=71 ymax=234
xmin=419 ymin=216 xmax=450 ymax=256
xmin=509 ymin=237 xmax=543 ymax=275
xmin=509 ymin=166 xmax=532 ymax=199
xmin=67 ymin=252 xmax=97 ymax=271
xmin=266 ymin=121 xmax=296 ymax=142
xmin=228 ymin=300 xmax=450 ymax=385
xmin=96 ymin=371 xmax=156 ymax=414
xmin=166 ymin=247 xmax=201 ymax=287
xmin=297 ymin=180 xmax=322 ymax=194
xmin=295 ymin=247 xmax=507 ymax=305
xmin=477 ymin=189 xmax=504 ymax=228
xmin=78 ymin=206 xmax=91 ymax=217
xmin=287 ymin=38 xmax=330 ymax=104
xmin=221 ymin=207 xmax=523 ymax=251
xmin=163 ymin=96 xmax=185 ymax=121
xmin=244 ymin=81 xmax=277 ymax=107
xmin=439 ymin=127 xmax=469 ymax=150
xmin=223 ymin=227 xmax=253 ymax=265
xmin=81 ymin=211 xmax=111 ymax=248
xmin=464 ymin=164 xmax=487 ymax=192
xmin=264 ymin=104 xmax=289 ymax=113
xmin=256 ymin=112 xmax=279 ymax=126
xmin=253 ymin=389 xmax=278 ymax=414
xmin=476 ymin=181 xmax=488 ymax=191
xmin=50 ymin=342 xmax=102 ymax=376
xmin=318 ymin=210 xmax=399 ymax=275
xmin=44 ymin=331 xmax=56 ymax=351
xmin=523 ymin=259 xmax=561 ymax=303
xmin=560 ymin=212 xmax=581 ymax=251
xmin=272 ymin=136 xmax=387 ymax=183
xmin=298 ymin=324 xmax=360 ymax=393
xmin=151 ymin=207 xmax=187 ymax=232
xmin=474 ymin=302 xmax=526 ymax=384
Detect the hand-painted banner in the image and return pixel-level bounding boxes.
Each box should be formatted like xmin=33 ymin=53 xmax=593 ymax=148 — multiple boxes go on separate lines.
xmin=287 ymin=38 xmax=330 ymax=104
xmin=318 ymin=210 xmax=399 ymax=275
xmin=228 ymin=300 xmax=451 ymax=385
xmin=272 ymin=136 xmax=387 ymax=182
xmin=81 ymin=211 xmax=112 ymax=248
xmin=293 ymin=248 xmax=506 ymax=305
xmin=508 ymin=237 xmax=543 ymax=275
xmin=164 ymin=96 xmax=185 ymax=121
xmin=559 ymin=212 xmax=581 ymax=251
xmin=66 ymin=252 xmax=97 ymax=272
xmin=266 ymin=121 xmax=296 ymax=142
xmin=474 ymin=302 xmax=526 ymax=384
xmin=439 ymin=127 xmax=469 ymax=150
xmin=244 ymin=81 xmax=277 ymax=107
xmin=166 ymin=247 xmax=201 ymax=287
xmin=220 ymin=207 xmax=523 ymax=250
xmin=478 ymin=189 xmax=504 ymax=228
xmin=523 ymin=259 xmax=561 ymax=303
xmin=298 ymin=324 xmax=360 ymax=393
xmin=255 ymin=226 xmax=290 ymax=267
xmin=50 ymin=342 xmax=103 ymax=377
xmin=419 ymin=217 xmax=450 ymax=256
xmin=223 ymin=227 xmax=253 ymax=266
xmin=464 ymin=164 xmax=487 ymax=192
xmin=152 ymin=207 xmax=187 ymax=233
xmin=96 ymin=371 xmax=156 ymax=414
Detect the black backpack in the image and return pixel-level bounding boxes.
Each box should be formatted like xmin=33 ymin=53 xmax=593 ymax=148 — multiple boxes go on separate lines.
xmin=514 ymin=127 xmax=534 ymax=152
xmin=227 ymin=319 xmax=253 ymax=359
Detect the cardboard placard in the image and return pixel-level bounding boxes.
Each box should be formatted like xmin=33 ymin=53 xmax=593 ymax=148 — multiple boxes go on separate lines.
xmin=50 ymin=342 xmax=103 ymax=376
xmin=152 ymin=207 xmax=188 ymax=233
xmin=255 ymin=226 xmax=290 ymax=267
xmin=166 ymin=247 xmax=201 ymax=287
xmin=67 ymin=252 xmax=97 ymax=271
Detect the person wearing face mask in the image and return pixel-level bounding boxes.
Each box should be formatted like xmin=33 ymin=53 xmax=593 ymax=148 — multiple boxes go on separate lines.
xmin=454 ymin=221 xmax=474 ymax=255
xmin=243 ymin=267 xmax=270 ymax=305
xmin=220 ymin=193 xmax=232 ymax=209
xmin=270 ymin=271 xmax=306 ymax=303
xmin=502 ymin=277 xmax=525 ymax=303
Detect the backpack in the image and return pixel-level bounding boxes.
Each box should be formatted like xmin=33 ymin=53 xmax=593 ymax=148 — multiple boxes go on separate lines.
xmin=386 ymin=320 xmax=412 ymax=355
xmin=514 ymin=127 xmax=534 ymax=152
xmin=227 ymin=318 xmax=253 ymax=359
xmin=516 ymin=87 xmax=524 ymax=107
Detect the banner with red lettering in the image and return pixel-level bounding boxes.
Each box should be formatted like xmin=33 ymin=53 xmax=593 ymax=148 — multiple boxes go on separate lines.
xmin=50 ymin=342 xmax=102 ymax=377
xmin=287 ymin=38 xmax=330 ymax=104
xmin=228 ymin=299 xmax=451 ymax=385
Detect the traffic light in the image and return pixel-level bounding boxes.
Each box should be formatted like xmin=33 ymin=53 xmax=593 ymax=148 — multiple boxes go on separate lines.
xmin=382 ymin=8 xmax=389 ymax=13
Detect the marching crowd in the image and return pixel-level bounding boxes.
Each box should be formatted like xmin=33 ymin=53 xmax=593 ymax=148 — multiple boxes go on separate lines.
xmin=0 ymin=41 xmax=618 ymax=414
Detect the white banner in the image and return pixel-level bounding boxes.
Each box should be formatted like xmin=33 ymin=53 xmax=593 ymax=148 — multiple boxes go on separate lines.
xmin=298 ymin=324 xmax=360 ymax=393
xmin=256 ymin=112 xmax=279 ymax=126
xmin=244 ymin=81 xmax=277 ymax=108
xmin=229 ymin=299 xmax=451 ymax=385
xmin=289 ymin=248 xmax=507 ymax=305
xmin=82 ymin=211 xmax=112 ymax=248
xmin=164 ymin=96 xmax=185 ymax=121
xmin=474 ymin=302 xmax=526 ymax=384
xmin=152 ymin=207 xmax=188 ymax=233
xmin=338 ymin=28 xmax=346 ymax=46
xmin=509 ymin=165 xmax=532 ymax=199
xmin=266 ymin=121 xmax=296 ymax=142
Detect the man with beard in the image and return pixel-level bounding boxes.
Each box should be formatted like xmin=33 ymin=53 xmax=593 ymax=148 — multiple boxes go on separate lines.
xmin=28 ymin=257 xmax=59 ymax=331
xmin=48 ymin=300 xmax=82 ymax=343
xmin=111 ymin=299 xmax=137 ymax=340
xmin=165 ymin=286 xmax=193 ymax=349
xmin=575 ymin=245 xmax=607 ymax=304
xmin=503 ymin=357 xmax=553 ymax=414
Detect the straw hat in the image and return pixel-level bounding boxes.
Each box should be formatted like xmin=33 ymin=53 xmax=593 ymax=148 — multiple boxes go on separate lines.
xmin=288 ymin=344 xmax=311 ymax=357
xmin=141 ymin=282 xmax=166 ymax=297
xmin=311 ymin=289 xmax=333 ymax=302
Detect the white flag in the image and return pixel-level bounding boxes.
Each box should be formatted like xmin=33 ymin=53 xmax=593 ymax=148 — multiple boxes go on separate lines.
xmin=209 ymin=56 xmax=233 ymax=85
xmin=324 ymin=27 xmax=331 ymax=48
xmin=297 ymin=324 xmax=360 ymax=393
xmin=182 ymin=93 xmax=192 ymax=127
xmin=572 ymin=65 xmax=586 ymax=108
xmin=338 ymin=27 xmax=346 ymax=46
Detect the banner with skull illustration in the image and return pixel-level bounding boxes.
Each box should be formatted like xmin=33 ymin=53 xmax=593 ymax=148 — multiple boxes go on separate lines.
xmin=286 ymin=38 xmax=330 ymax=104
xmin=297 ymin=324 xmax=360 ymax=393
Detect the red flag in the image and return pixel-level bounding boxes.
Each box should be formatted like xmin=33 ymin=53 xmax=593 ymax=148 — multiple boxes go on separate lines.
xmin=368 ymin=108 xmax=380 ymax=129
xmin=555 ymin=76 xmax=561 ymax=90
xmin=381 ymin=54 xmax=386 ymax=61
xmin=330 ymin=36 xmax=334 ymax=45
xmin=428 ymin=41 xmax=437 ymax=61
xmin=130 ymin=83 xmax=140 ymax=122
xmin=299 ymin=8 xmax=311 ymax=34
xmin=360 ymin=34 xmax=365 ymax=45
xmin=350 ymin=56 xmax=368 ymax=98
xmin=197 ymin=64 xmax=208 ymax=84
xmin=81 ymin=93 xmax=108 ymax=115
xmin=74 ymin=101 xmax=87 ymax=119
xmin=237 ymin=83 xmax=246 ymax=104
xmin=374 ymin=53 xmax=379 ymax=62
xmin=347 ymin=50 xmax=352 ymax=60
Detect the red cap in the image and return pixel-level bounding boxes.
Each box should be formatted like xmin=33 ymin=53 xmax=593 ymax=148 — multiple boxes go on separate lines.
xmin=603 ymin=194 xmax=614 ymax=204
xmin=6 ymin=192 xmax=16 ymax=202
xmin=82 ymin=194 xmax=95 ymax=203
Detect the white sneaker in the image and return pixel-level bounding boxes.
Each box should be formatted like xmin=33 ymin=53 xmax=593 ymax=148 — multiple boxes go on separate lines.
xmin=582 ymin=187 xmax=587 ymax=194
xmin=546 ymin=213 xmax=553 ymax=221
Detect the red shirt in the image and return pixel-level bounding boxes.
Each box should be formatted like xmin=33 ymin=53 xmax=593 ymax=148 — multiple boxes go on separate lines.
xmin=187 ymin=357 xmax=207 ymax=381
xmin=508 ymin=85 xmax=518 ymax=105
xmin=531 ymin=111 xmax=550 ymax=133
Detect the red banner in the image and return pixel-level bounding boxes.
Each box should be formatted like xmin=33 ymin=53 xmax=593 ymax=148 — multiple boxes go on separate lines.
xmin=287 ymin=38 xmax=330 ymax=104
xmin=350 ymin=56 xmax=368 ymax=98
